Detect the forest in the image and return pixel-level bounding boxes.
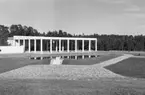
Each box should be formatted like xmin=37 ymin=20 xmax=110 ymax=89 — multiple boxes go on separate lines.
xmin=0 ymin=24 xmax=145 ymax=51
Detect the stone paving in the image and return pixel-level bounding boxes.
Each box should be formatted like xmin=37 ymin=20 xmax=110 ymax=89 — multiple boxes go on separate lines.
xmin=0 ymin=54 xmax=133 ymax=80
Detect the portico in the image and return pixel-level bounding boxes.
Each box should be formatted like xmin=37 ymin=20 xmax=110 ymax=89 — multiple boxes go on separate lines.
xmin=13 ymin=36 xmax=97 ymax=53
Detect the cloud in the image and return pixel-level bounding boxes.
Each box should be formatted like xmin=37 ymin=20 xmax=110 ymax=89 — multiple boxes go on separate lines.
xmin=124 ymin=13 xmax=145 ymax=18
xmin=98 ymin=0 xmax=141 ymax=12
xmin=124 ymin=4 xmax=141 ymax=12
xmin=109 ymin=0 xmax=128 ymax=4
xmin=133 ymin=24 xmax=145 ymax=35
xmin=97 ymin=0 xmax=129 ymax=4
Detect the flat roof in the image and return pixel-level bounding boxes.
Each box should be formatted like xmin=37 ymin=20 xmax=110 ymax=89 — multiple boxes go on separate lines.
xmin=13 ymin=36 xmax=97 ymax=40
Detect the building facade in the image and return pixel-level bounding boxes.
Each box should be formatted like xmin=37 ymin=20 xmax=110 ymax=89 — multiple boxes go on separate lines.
xmin=9 ymin=36 xmax=97 ymax=53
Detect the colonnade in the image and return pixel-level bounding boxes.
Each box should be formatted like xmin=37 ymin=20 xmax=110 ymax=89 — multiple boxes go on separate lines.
xmin=14 ymin=36 xmax=97 ymax=53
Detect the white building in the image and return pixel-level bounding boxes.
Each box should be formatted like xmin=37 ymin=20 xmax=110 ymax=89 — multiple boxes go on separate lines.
xmin=3 ymin=36 xmax=97 ymax=54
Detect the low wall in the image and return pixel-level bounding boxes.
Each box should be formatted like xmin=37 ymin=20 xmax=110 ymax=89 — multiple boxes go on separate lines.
xmin=0 ymin=46 xmax=24 ymax=54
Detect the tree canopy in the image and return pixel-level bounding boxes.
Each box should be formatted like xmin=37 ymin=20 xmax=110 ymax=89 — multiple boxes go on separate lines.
xmin=0 ymin=24 xmax=145 ymax=51
xmin=0 ymin=25 xmax=9 ymax=46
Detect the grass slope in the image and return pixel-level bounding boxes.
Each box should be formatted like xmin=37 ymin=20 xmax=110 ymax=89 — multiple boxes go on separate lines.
xmin=0 ymin=58 xmax=40 ymax=73
xmin=105 ymin=57 xmax=145 ymax=78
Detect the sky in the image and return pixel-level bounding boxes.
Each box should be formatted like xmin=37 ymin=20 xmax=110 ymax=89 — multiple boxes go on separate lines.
xmin=0 ymin=0 xmax=145 ymax=35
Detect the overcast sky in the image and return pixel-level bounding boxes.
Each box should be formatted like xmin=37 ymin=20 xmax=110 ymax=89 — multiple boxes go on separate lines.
xmin=0 ymin=0 xmax=145 ymax=35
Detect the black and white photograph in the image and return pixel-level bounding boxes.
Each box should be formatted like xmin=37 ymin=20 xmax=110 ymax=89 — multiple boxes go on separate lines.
xmin=0 ymin=0 xmax=145 ymax=95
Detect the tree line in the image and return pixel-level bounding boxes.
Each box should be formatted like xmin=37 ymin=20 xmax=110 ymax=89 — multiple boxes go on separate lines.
xmin=0 ymin=24 xmax=145 ymax=51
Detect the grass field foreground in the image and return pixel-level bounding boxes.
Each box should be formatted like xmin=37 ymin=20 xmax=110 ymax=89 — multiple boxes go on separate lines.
xmin=0 ymin=79 xmax=144 ymax=95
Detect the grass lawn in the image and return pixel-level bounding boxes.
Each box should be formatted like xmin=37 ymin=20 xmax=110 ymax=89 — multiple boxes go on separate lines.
xmin=0 ymin=57 xmax=40 ymax=73
xmin=0 ymin=79 xmax=144 ymax=95
xmin=105 ymin=57 xmax=145 ymax=78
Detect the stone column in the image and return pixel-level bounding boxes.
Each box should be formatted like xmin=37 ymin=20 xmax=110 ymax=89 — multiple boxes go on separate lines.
xmin=56 ymin=46 xmax=58 ymax=52
xmin=59 ymin=39 xmax=61 ymax=52
xmin=95 ymin=39 xmax=97 ymax=51
xmin=67 ymin=39 xmax=69 ymax=52
xmin=89 ymin=40 xmax=91 ymax=52
xmin=46 ymin=40 xmax=48 ymax=52
xmin=55 ymin=40 xmax=57 ymax=52
xmin=75 ymin=40 xmax=77 ymax=52
xmin=61 ymin=40 xmax=63 ymax=52
xmin=62 ymin=46 xmax=64 ymax=52
xmin=23 ymin=39 xmax=25 ymax=52
xmin=28 ymin=39 xmax=31 ymax=53
xmin=50 ymin=39 xmax=52 ymax=53
xmin=82 ymin=40 xmax=84 ymax=52
xmin=34 ymin=39 xmax=36 ymax=53
xmin=40 ymin=39 xmax=43 ymax=53
xmin=18 ymin=39 xmax=20 ymax=46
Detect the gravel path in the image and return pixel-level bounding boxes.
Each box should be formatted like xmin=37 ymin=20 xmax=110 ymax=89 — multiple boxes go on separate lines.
xmin=93 ymin=54 xmax=133 ymax=67
xmin=0 ymin=54 xmax=133 ymax=80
